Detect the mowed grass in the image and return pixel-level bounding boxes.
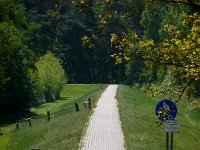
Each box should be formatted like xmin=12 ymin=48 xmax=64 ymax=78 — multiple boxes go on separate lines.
xmin=117 ymin=85 xmax=200 ymax=150
xmin=1 ymin=84 xmax=106 ymax=150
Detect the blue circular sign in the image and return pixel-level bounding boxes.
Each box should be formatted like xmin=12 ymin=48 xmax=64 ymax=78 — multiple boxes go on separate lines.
xmin=155 ymin=99 xmax=177 ymax=121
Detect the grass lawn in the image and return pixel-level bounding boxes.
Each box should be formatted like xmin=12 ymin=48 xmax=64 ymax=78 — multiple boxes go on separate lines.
xmin=0 ymin=84 xmax=106 ymax=150
xmin=117 ymin=85 xmax=200 ymax=150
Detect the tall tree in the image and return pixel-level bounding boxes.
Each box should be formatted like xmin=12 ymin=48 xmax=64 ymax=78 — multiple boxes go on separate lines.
xmin=0 ymin=0 xmax=38 ymax=111
xmin=0 ymin=22 xmax=35 ymax=111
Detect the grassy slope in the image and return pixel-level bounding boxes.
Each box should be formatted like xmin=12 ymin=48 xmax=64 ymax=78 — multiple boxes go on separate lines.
xmin=117 ymin=85 xmax=200 ymax=150
xmin=1 ymin=84 xmax=106 ymax=150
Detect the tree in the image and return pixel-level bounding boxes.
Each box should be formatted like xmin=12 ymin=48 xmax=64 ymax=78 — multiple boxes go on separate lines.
xmin=111 ymin=10 xmax=199 ymax=100
xmin=73 ymin=0 xmax=200 ymax=100
xmin=33 ymin=52 xmax=67 ymax=103
xmin=138 ymin=12 xmax=200 ymax=81
xmin=140 ymin=8 xmax=161 ymax=42
xmin=0 ymin=0 xmax=42 ymax=111
xmin=0 ymin=22 xmax=35 ymax=111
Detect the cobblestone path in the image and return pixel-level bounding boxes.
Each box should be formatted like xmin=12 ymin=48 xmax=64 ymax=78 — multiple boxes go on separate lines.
xmin=79 ymin=85 xmax=125 ymax=150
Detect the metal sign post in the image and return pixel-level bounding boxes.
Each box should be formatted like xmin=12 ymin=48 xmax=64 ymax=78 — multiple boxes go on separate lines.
xmin=170 ymin=133 xmax=173 ymax=150
xmin=155 ymin=99 xmax=180 ymax=150
xmin=166 ymin=132 xmax=169 ymax=150
xmin=165 ymin=120 xmax=180 ymax=150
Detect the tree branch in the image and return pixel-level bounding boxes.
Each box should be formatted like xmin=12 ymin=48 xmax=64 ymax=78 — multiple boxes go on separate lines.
xmin=162 ymin=0 xmax=192 ymax=6
xmin=135 ymin=54 xmax=200 ymax=69
xmin=161 ymin=0 xmax=200 ymax=11
xmin=176 ymin=78 xmax=195 ymax=102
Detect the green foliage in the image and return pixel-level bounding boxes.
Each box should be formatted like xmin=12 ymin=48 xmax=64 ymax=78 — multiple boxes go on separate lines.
xmin=0 ymin=0 xmax=41 ymax=111
xmin=140 ymin=8 xmax=161 ymax=42
xmin=0 ymin=0 xmax=27 ymax=28
xmin=0 ymin=0 xmax=199 ymax=111
xmin=138 ymin=13 xmax=200 ymax=81
xmin=32 ymin=52 xmax=67 ymax=103
xmin=0 ymin=21 xmax=35 ymax=111
xmin=71 ymin=0 xmax=200 ymax=101
xmin=107 ymin=3 xmax=200 ymax=100
xmin=22 ymin=0 xmax=124 ymax=83
xmin=125 ymin=48 xmax=148 ymax=85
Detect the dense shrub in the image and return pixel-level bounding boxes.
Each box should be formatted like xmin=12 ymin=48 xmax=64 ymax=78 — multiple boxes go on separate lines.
xmin=32 ymin=52 xmax=67 ymax=103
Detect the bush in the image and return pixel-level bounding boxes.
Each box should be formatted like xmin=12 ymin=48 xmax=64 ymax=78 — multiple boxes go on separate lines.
xmin=32 ymin=52 xmax=67 ymax=103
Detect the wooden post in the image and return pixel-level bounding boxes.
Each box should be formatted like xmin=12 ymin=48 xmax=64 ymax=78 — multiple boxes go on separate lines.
xmin=15 ymin=122 xmax=19 ymax=130
xmin=75 ymin=103 xmax=79 ymax=112
xmin=84 ymin=102 xmax=87 ymax=108
xmin=47 ymin=111 xmax=51 ymax=121
xmin=88 ymin=98 xmax=91 ymax=109
xmin=27 ymin=118 xmax=32 ymax=127
xmin=0 ymin=128 xmax=3 ymax=135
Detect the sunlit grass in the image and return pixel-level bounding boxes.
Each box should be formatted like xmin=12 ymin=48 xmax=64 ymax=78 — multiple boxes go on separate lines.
xmin=0 ymin=125 xmax=13 ymax=150
xmin=32 ymin=84 xmax=103 ymax=115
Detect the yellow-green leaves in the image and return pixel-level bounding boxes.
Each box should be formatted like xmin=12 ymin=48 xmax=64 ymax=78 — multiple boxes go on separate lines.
xmin=48 ymin=0 xmax=64 ymax=18
xmin=81 ymin=33 xmax=98 ymax=48
xmin=34 ymin=51 xmax=67 ymax=101
xmin=110 ymin=29 xmax=139 ymax=64
xmin=72 ymin=0 xmax=90 ymax=8
xmin=110 ymin=33 xmax=118 ymax=46
xmin=138 ymin=13 xmax=200 ymax=81
xmin=163 ymin=24 xmax=181 ymax=38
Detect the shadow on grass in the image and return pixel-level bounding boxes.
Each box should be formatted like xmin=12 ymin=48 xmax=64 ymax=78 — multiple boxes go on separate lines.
xmin=42 ymin=97 xmax=72 ymax=103
xmin=0 ymin=110 xmax=37 ymax=126
xmin=59 ymin=96 xmax=72 ymax=101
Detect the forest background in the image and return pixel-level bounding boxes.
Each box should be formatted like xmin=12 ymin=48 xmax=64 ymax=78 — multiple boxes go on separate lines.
xmin=0 ymin=0 xmax=199 ymax=112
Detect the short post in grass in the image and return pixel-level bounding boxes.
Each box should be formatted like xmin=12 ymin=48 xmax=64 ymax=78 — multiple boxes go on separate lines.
xmin=15 ymin=122 xmax=19 ymax=130
xmin=0 ymin=128 xmax=3 ymax=135
xmin=75 ymin=103 xmax=79 ymax=112
xmin=88 ymin=98 xmax=91 ymax=109
xmin=47 ymin=111 xmax=51 ymax=121
xmin=27 ymin=118 xmax=32 ymax=127
xmin=84 ymin=102 xmax=87 ymax=109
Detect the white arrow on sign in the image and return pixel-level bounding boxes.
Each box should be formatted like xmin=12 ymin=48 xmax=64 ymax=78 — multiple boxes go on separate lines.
xmin=164 ymin=120 xmax=180 ymax=133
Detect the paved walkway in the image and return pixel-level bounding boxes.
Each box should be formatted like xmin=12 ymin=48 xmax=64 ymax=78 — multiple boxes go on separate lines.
xmin=79 ymin=85 xmax=125 ymax=150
